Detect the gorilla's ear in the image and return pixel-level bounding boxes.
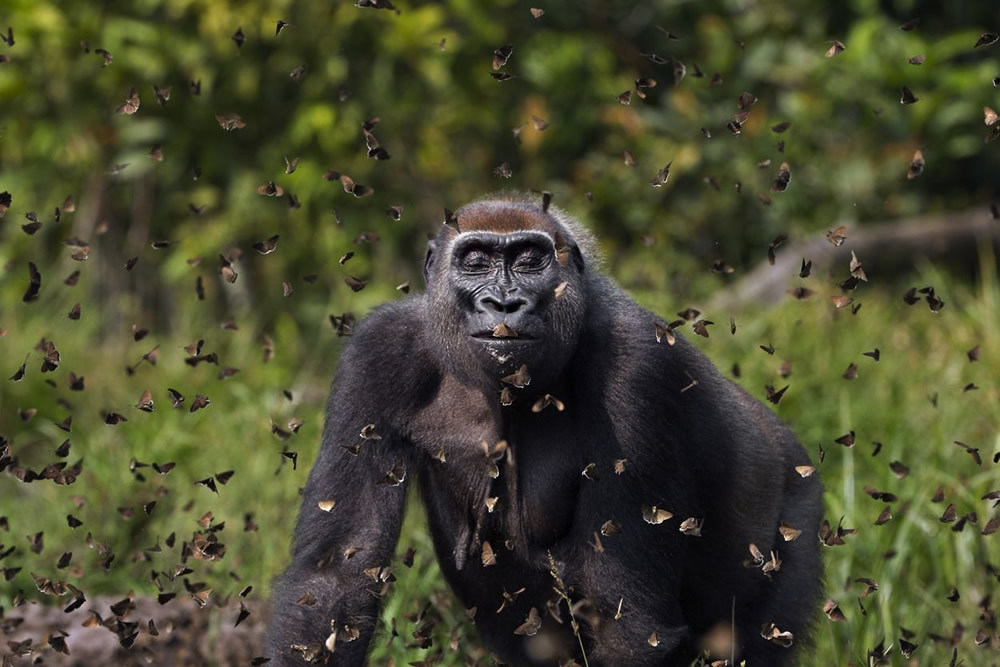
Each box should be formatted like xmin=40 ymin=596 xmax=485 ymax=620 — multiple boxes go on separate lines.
xmin=423 ymin=240 xmax=438 ymax=284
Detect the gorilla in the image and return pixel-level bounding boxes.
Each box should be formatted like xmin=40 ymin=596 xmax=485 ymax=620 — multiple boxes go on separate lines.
xmin=268 ymin=194 xmax=823 ymax=666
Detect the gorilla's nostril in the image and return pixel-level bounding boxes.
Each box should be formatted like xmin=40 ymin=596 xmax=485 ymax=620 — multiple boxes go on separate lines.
xmin=479 ymin=296 xmax=502 ymax=313
xmin=500 ymin=297 xmax=527 ymax=314
xmin=479 ymin=296 xmax=527 ymax=314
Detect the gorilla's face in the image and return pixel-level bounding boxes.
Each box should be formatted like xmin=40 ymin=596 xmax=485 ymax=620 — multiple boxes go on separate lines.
xmin=426 ymin=218 xmax=587 ymax=395
xmin=452 ymin=231 xmax=560 ymax=365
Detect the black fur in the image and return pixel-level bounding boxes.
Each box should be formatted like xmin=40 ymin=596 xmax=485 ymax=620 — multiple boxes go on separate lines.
xmin=268 ymin=195 xmax=823 ymax=666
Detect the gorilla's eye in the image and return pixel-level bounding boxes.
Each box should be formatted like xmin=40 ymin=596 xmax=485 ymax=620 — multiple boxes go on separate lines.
xmin=512 ymin=251 xmax=548 ymax=272
xmin=460 ymin=251 xmax=493 ymax=274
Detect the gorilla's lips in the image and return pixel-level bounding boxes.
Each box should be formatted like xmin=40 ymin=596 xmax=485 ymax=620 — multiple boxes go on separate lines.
xmin=470 ymin=330 xmax=537 ymax=342
xmin=469 ymin=318 xmax=545 ymax=347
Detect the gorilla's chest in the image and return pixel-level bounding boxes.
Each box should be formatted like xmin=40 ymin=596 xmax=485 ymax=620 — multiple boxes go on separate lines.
xmin=492 ymin=412 xmax=583 ymax=547
xmin=411 ymin=376 xmax=583 ymax=562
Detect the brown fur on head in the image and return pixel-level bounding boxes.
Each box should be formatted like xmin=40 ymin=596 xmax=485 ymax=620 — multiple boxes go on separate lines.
xmin=449 ymin=201 xmax=570 ymax=246
xmin=433 ymin=193 xmax=600 ymax=264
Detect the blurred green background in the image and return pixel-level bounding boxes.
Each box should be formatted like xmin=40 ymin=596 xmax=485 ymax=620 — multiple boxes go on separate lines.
xmin=1 ymin=0 xmax=999 ymax=664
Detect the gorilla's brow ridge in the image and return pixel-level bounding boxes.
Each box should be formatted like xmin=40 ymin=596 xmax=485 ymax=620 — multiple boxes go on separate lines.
xmin=451 ymin=230 xmax=556 ymax=255
xmin=454 ymin=201 xmax=570 ymax=248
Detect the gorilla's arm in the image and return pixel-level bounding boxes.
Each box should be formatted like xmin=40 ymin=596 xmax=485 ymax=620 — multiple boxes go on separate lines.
xmin=569 ymin=460 xmax=696 ymax=664
xmin=549 ymin=292 xmax=701 ymax=664
xmin=268 ymin=312 xmax=417 ymax=665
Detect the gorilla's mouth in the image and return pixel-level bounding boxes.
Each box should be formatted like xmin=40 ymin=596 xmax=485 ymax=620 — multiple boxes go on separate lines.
xmin=470 ymin=331 xmax=538 ymax=342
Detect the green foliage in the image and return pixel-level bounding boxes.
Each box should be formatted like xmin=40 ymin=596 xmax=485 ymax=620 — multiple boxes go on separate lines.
xmin=3 ymin=253 xmax=999 ymax=665
xmin=1 ymin=0 xmax=998 ymax=308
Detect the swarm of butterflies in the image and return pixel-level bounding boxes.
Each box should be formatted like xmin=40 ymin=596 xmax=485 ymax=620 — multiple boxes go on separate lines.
xmin=1 ymin=4 xmax=1000 ymax=666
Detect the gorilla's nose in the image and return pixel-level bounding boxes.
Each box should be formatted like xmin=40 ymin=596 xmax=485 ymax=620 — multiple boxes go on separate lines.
xmin=477 ymin=294 xmax=529 ymax=314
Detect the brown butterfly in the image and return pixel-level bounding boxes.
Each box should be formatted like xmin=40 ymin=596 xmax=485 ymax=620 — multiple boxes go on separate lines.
xmin=362 ymin=128 xmax=390 ymax=160
xmin=256 ymin=181 xmax=284 ymax=197
xmin=489 ymin=323 xmax=516 ymax=339
xmin=378 ymin=461 xmax=406 ymax=486
xmin=115 ymin=88 xmax=140 ymax=115
xmin=600 ymin=519 xmax=622 ymax=536
xmin=492 ymin=44 xmax=513 ymax=70
xmin=216 ymin=113 xmax=246 ymax=130
xmin=642 ymin=505 xmax=673 ymax=525
xmin=531 ymin=393 xmax=565 ymax=413
xmin=501 ymin=365 xmax=531 ymax=388
xmin=825 ymin=41 xmax=845 ymax=57
xmin=513 ymin=607 xmax=541 ymax=636
xmin=338 ymin=174 xmax=373 ymax=197
xmin=889 ymin=460 xmax=909 ymax=478
xmin=765 ymin=385 xmax=789 ymax=404
xmin=481 ymin=541 xmax=496 ymax=567
xmin=23 ymin=262 xmax=41 ymax=302
xmin=826 ymin=225 xmax=847 ymax=246
xmin=907 ymin=149 xmax=925 ymax=179
xmin=152 ymin=84 xmax=171 ymax=105
xmin=135 ymin=390 xmax=154 ymax=412
xmin=874 ymin=507 xmax=892 ymax=526
xmin=953 ymin=440 xmax=982 ymax=465
xmin=218 ymin=255 xmax=238 ymax=283
xmin=778 ymin=522 xmax=801 ymax=541
xmin=252 ymin=235 xmax=280 ymax=255
xmin=654 ymin=319 xmax=682 ymax=345
xmin=771 ymin=162 xmax=791 ymax=192
xmin=649 ymin=162 xmax=672 ymax=187
xmin=190 ymin=394 xmax=211 ymax=413
xmin=35 ymin=339 xmax=62 ymax=373
xmin=345 ymin=276 xmax=367 ymax=292
xmin=692 ymin=319 xmax=713 ymax=338
xmin=761 ymin=623 xmax=794 ymax=647
xmin=678 ymin=517 xmax=703 ymax=536
xmin=974 ymin=33 xmax=999 ymax=48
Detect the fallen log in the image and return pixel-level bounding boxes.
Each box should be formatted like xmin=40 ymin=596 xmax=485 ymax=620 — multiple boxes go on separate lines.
xmin=710 ymin=207 xmax=1000 ymax=310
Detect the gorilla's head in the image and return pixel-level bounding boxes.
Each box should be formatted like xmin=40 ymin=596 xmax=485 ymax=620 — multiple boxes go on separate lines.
xmin=423 ymin=197 xmax=591 ymax=396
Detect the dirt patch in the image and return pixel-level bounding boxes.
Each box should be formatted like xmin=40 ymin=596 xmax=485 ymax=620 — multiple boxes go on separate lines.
xmin=1 ymin=596 xmax=269 ymax=666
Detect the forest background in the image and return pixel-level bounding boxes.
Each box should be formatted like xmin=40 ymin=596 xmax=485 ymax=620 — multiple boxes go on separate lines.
xmin=1 ymin=0 xmax=1000 ymax=664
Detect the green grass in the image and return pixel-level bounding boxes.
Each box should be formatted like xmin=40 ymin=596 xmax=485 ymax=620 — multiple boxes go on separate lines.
xmin=2 ymin=252 xmax=999 ymax=666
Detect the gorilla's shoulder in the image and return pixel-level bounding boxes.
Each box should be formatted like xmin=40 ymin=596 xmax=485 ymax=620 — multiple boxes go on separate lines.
xmin=343 ymin=296 xmax=429 ymax=355
xmin=336 ymin=296 xmax=438 ymax=389
xmin=581 ymin=278 xmax=723 ymax=382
